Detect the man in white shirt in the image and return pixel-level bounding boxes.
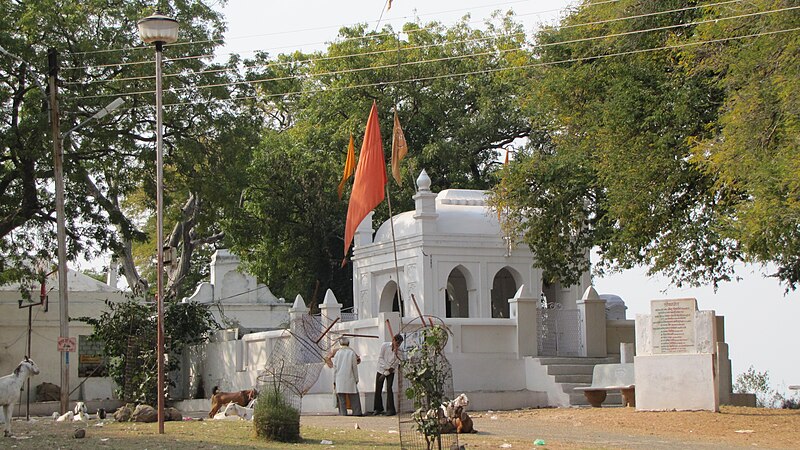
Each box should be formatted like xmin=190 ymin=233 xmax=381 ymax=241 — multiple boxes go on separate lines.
xmin=372 ymin=334 xmax=403 ymax=416
xmin=332 ymin=337 xmax=362 ymax=416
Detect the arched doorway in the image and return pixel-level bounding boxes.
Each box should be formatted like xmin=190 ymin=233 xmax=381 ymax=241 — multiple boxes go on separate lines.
xmin=379 ymin=281 xmax=400 ymax=313
xmin=491 ymin=268 xmax=517 ymax=318
xmin=445 ymin=267 xmax=469 ymax=318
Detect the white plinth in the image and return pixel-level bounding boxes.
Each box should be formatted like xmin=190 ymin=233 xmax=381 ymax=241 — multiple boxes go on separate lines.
xmin=635 ymin=353 xmax=719 ymax=411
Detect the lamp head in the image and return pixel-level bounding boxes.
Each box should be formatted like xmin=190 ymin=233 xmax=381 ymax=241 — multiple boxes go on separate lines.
xmin=137 ymin=13 xmax=179 ymax=46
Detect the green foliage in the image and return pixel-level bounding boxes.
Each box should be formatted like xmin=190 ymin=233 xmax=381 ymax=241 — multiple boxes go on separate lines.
xmin=224 ymin=14 xmax=534 ymax=305
xmin=402 ymin=326 xmax=450 ymax=448
xmin=253 ymin=386 xmax=301 ymax=442
xmin=78 ymin=299 xmax=217 ymax=404
xmin=683 ymin=0 xmax=800 ymax=288
xmin=0 ymin=0 xmax=259 ymax=299
xmin=733 ymin=366 xmax=777 ymax=408
xmin=491 ymin=0 xmax=800 ymax=289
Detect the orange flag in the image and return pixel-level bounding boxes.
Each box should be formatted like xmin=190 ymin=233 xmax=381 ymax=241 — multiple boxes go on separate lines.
xmin=391 ymin=110 xmax=408 ymax=185
xmin=343 ymin=101 xmax=387 ymax=264
xmin=337 ymin=135 xmax=357 ymax=200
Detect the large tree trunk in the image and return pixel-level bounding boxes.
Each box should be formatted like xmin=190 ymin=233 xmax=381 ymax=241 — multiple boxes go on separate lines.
xmin=81 ymin=173 xmax=148 ymax=297
xmin=165 ymin=192 xmax=224 ymax=301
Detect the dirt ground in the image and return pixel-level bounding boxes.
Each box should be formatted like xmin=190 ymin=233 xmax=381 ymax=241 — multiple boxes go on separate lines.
xmin=302 ymin=405 xmax=800 ymax=449
xmin=4 ymin=405 xmax=799 ymax=449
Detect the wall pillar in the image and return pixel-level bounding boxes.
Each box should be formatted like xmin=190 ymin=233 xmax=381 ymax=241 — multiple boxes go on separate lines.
xmin=319 ymin=289 xmax=342 ymax=324
xmin=509 ymin=285 xmax=538 ymax=357
xmin=289 ymin=294 xmax=309 ymax=323
xmin=577 ymin=286 xmax=607 ymax=357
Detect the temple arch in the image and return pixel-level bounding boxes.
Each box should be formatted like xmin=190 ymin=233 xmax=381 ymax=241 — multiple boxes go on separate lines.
xmin=445 ymin=266 xmax=470 ymax=318
xmin=491 ymin=267 xmax=519 ymax=318
xmin=379 ymin=280 xmax=400 ymax=313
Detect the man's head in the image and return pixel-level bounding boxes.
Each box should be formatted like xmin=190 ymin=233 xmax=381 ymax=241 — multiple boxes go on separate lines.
xmin=340 ymin=336 xmax=350 ymax=346
xmin=393 ymin=334 xmax=404 ymax=345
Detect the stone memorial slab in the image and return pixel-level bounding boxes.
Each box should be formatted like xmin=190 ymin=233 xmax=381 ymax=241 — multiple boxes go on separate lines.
xmin=651 ymin=298 xmax=697 ymax=354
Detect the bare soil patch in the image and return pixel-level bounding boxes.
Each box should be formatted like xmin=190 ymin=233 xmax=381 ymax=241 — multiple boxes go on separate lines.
xmin=3 ymin=405 xmax=798 ymax=449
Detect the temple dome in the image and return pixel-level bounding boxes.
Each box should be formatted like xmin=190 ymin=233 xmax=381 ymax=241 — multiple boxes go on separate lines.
xmin=373 ymin=189 xmax=500 ymax=244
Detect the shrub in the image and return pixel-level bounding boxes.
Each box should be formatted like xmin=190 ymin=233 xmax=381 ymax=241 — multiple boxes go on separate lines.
xmin=733 ymin=366 xmax=776 ymax=408
xmin=253 ymin=387 xmax=301 ymax=442
xmin=780 ymin=396 xmax=800 ymax=409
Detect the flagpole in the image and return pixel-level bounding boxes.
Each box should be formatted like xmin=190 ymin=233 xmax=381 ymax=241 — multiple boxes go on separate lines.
xmin=384 ymin=183 xmax=405 ymax=318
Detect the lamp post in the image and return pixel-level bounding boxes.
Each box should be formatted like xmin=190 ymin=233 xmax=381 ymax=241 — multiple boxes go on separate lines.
xmin=52 ymin=70 xmax=124 ymax=415
xmin=137 ymin=12 xmax=178 ymax=435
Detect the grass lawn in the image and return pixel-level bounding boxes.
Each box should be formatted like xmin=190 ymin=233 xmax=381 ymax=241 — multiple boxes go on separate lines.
xmin=6 ymin=419 xmax=399 ymax=450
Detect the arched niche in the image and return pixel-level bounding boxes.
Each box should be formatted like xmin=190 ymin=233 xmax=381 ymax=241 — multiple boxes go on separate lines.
xmin=491 ymin=267 xmax=519 ymax=318
xmin=445 ymin=266 xmax=470 ymax=318
xmin=379 ymin=280 xmax=400 ymax=313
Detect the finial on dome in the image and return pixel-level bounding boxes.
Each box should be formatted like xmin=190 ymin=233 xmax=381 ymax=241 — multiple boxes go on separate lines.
xmin=416 ymin=169 xmax=431 ymax=191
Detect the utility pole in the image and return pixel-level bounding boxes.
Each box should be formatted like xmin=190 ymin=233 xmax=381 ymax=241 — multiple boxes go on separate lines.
xmin=48 ymin=47 xmax=70 ymax=415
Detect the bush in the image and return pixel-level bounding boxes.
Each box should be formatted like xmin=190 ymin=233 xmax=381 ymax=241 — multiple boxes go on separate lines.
xmin=253 ymin=387 xmax=301 ymax=442
xmin=733 ymin=366 xmax=776 ymax=408
xmin=780 ymin=396 xmax=800 ymax=409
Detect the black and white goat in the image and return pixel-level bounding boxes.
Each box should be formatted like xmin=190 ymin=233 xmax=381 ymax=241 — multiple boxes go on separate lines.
xmin=0 ymin=357 xmax=40 ymax=437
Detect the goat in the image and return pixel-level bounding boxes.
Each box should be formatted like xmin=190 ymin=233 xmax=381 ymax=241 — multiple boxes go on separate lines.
xmin=440 ymin=393 xmax=477 ymax=434
xmin=208 ymin=386 xmax=258 ymax=418
xmin=0 ymin=357 xmax=40 ymax=437
xmin=221 ymin=401 xmax=255 ymax=420
xmin=73 ymin=401 xmax=89 ymax=421
xmin=56 ymin=411 xmax=74 ymax=422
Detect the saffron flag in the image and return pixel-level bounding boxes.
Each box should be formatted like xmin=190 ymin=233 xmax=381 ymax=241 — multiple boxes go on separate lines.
xmin=343 ymin=101 xmax=387 ymax=264
xmin=337 ymin=135 xmax=357 ymax=200
xmin=387 ymin=0 xmax=393 ymax=11
xmin=391 ymin=110 xmax=408 ymax=185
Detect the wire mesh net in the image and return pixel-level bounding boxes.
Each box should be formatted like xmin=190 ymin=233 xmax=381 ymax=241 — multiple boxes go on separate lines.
xmin=397 ymin=321 xmax=459 ymax=450
xmin=257 ymin=314 xmax=336 ymax=410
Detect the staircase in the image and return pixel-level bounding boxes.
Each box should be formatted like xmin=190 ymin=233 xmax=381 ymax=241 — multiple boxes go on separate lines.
xmin=532 ymin=356 xmax=621 ymax=406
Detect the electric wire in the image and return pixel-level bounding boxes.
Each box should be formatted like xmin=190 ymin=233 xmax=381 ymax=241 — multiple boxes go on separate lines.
xmin=61 ymin=0 xmax=748 ymax=88
xmin=69 ymin=6 xmax=799 ymax=102
xmin=61 ymin=0 xmax=627 ymax=71
xmin=66 ymin=0 xmax=595 ymax=58
xmin=154 ymin=26 xmax=800 ymax=110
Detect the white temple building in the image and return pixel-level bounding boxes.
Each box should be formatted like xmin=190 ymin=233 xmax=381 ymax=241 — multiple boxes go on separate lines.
xmin=352 ymin=170 xmax=589 ymax=322
xmin=182 ymin=249 xmax=290 ymax=332
xmin=177 ymin=170 xmax=735 ymax=412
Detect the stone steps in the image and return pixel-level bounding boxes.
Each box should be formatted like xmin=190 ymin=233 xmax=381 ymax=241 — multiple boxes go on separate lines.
xmin=536 ymin=355 xmax=621 ymax=407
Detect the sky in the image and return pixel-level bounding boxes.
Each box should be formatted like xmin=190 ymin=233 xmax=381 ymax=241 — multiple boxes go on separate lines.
xmin=67 ymin=0 xmax=798 ymax=396
xmin=209 ymin=0 xmax=800 ymax=396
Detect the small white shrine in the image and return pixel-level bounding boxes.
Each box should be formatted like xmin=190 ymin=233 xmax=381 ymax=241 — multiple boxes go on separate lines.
xmin=352 ymin=170 xmax=590 ymax=321
xmin=182 ymin=249 xmax=290 ymax=332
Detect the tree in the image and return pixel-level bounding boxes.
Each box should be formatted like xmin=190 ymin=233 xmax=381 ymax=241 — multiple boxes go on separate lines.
xmin=78 ymin=299 xmax=217 ymax=404
xmin=223 ymin=14 xmax=538 ymax=305
xmin=683 ymin=0 xmax=800 ymax=287
xmin=733 ymin=366 xmax=778 ymax=408
xmin=490 ymin=0 xmax=800 ymax=289
xmin=0 ymin=1 xmax=259 ymax=300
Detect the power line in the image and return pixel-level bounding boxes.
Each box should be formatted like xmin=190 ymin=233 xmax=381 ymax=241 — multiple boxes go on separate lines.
xmin=70 ymin=6 xmax=797 ymax=102
xmin=61 ymin=0 xmax=625 ymax=71
xmin=558 ymin=0 xmax=744 ymax=30
xmin=65 ymin=0 xmax=759 ymax=88
xmin=182 ymin=26 xmax=799 ymax=104
xmin=67 ymin=0 xmax=593 ymax=58
xmin=108 ymin=25 xmax=798 ymax=112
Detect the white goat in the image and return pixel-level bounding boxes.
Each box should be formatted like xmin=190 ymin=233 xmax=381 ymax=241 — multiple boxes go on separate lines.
xmin=0 ymin=357 xmax=40 ymax=437
xmin=73 ymin=401 xmax=89 ymax=421
xmin=221 ymin=401 xmax=255 ymax=420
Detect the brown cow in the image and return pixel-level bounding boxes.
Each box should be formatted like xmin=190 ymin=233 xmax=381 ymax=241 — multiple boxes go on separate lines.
xmin=208 ymin=386 xmax=258 ymax=418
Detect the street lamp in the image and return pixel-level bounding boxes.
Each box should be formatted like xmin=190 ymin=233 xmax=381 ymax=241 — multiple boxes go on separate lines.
xmin=137 ymin=12 xmax=178 ymax=435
